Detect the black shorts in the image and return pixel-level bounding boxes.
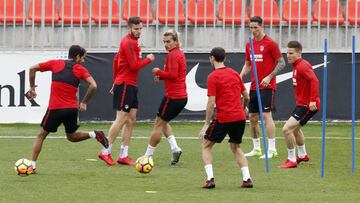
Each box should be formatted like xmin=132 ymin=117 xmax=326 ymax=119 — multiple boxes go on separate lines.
xmin=205 ymin=119 xmax=246 ymax=144
xmin=157 ymin=97 xmax=187 ymax=122
xmin=249 ymin=89 xmax=275 ymax=113
xmin=113 ymin=83 xmax=138 ymax=112
xmin=41 ymin=108 xmax=79 ymax=133
xmin=292 ymin=106 xmax=318 ymax=126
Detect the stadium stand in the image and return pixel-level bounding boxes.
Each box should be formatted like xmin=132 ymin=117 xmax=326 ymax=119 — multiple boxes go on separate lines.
xmin=157 ymin=0 xmax=186 ymax=24
xmin=91 ymin=0 xmax=119 ymax=24
xmin=282 ymin=0 xmax=313 ymax=24
xmin=122 ymin=0 xmax=154 ymax=23
xmin=346 ymin=0 xmax=360 ymax=25
xmin=187 ymin=0 xmax=216 ymax=24
xmin=313 ymin=0 xmax=344 ymax=25
xmin=249 ymin=0 xmax=281 ymax=24
xmin=28 ymin=0 xmax=59 ymax=24
xmin=59 ymin=0 xmax=89 ymax=24
xmin=0 ymin=0 xmax=25 ymax=23
xmin=217 ymin=0 xmax=249 ymax=24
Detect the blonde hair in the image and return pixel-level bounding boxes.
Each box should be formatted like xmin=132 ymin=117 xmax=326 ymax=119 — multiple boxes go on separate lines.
xmin=163 ymin=29 xmax=181 ymax=47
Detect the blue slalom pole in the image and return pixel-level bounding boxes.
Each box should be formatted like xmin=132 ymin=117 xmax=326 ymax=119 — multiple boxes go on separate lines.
xmin=321 ymin=39 xmax=328 ymax=177
xmin=249 ymin=37 xmax=269 ymax=173
xmin=351 ymin=35 xmax=356 ymax=174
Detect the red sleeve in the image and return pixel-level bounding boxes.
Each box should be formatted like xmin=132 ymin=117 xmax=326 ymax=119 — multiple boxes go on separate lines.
xmin=123 ymin=39 xmax=151 ymax=71
xmin=271 ymin=41 xmax=282 ymax=61
xmin=113 ymin=53 xmax=119 ymax=82
xmin=300 ymin=65 xmax=319 ymax=101
xmin=38 ymin=60 xmax=56 ymax=72
xmin=156 ymin=52 xmax=180 ymax=80
xmin=207 ymin=74 xmax=216 ymax=96
xmin=73 ymin=64 xmax=91 ymax=79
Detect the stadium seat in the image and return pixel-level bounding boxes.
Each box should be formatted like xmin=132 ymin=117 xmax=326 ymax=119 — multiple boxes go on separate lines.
xmin=91 ymin=0 xmax=119 ymax=24
xmin=28 ymin=0 xmax=59 ymax=24
xmin=59 ymin=0 xmax=89 ymax=24
xmin=282 ymin=0 xmax=312 ymax=24
xmin=122 ymin=0 xmax=153 ymax=23
xmin=346 ymin=0 xmax=360 ymax=25
xmin=218 ymin=0 xmax=249 ymax=24
xmin=0 ymin=0 xmax=25 ymax=23
xmin=187 ymin=0 xmax=216 ymax=24
xmin=249 ymin=0 xmax=281 ymax=24
xmin=157 ymin=0 xmax=186 ymax=24
xmin=313 ymin=0 xmax=344 ymax=25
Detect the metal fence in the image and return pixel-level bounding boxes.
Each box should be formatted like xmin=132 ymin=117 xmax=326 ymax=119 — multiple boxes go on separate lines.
xmin=0 ymin=0 xmax=359 ymax=52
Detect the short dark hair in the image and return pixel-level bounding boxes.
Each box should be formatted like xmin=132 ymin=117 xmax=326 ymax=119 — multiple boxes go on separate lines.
xmin=68 ymin=45 xmax=86 ymax=59
xmin=128 ymin=16 xmax=142 ymax=27
xmin=287 ymin=41 xmax=303 ymax=53
xmin=250 ymin=16 xmax=263 ymax=26
xmin=210 ymin=47 xmax=226 ymax=62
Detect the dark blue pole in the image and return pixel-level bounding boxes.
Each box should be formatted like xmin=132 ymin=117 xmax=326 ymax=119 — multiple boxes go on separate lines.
xmin=249 ymin=37 xmax=269 ymax=173
xmin=321 ymin=39 xmax=328 ymax=177
xmin=351 ymin=35 xmax=356 ymax=174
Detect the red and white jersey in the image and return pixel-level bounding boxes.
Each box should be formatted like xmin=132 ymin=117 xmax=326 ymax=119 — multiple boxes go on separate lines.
xmin=292 ymin=58 xmax=321 ymax=109
xmin=245 ymin=35 xmax=282 ymax=90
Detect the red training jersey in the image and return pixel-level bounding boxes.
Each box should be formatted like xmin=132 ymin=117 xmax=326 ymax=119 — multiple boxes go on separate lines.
xmin=207 ymin=67 xmax=246 ymax=123
xmin=113 ymin=33 xmax=152 ymax=86
xmin=155 ymin=47 xmax=187 ymax=99
xmin=245 ymin=35 xmax=282 ymax=90
xmin=292 ymin=58 xmax=321 ymax=109
xmin=39 ymin=60 xmax=91 ymax=110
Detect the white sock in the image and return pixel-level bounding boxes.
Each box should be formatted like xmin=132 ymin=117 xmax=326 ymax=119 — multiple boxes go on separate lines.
xmin=88 ymin=131 xmax=96 ymax=138
xmin=297 ymin=144 xmax=307 ymax=158
xmin=167 ymin=135 xmax=181 ymax=152
xmin=241 ymin=166 xmax=251 ymax=181
xmin=119 ymin=145 xmax=128 ymax=158
xmin=253 ymin=138 xmax=261 ymax=150
xmin=268 ymin=138 xmax=276 ymax=151
xmin=145 ymin=144 xmax=156 ymax=156
xmin=288 ymin=148 xmax=296 ymax=162
xmin=31 ymin=161 xmax=36 ymax=169
xmin=102 ymin=144 xmax=113 ymax=155
xmin=204 ymin=164 xmax=214 ymax=180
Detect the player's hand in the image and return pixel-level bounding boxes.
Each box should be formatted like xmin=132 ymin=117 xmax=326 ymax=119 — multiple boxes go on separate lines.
xmin=152 ymin=67 xmax=160 ymax=75
xmin=147 ymin=54 xmax=155 ymax=61
xmin=260 ymin=76 xmax=271 ymax=87
xmin=109 ymin=84 xmax=114 ymax=95
xmin=79 ymin=102 xmax=87 ymax=112
xmin=154 ymin=75 xmax=160 ymax=83
xmin=198 ymin=125 xmax=208 ymax=140
xmin=244 ymin=107 xmax=249 ymax=116
xmin=26 ymin=89 xmax=37 ymax=100
xmin=309 ymin=102 xmax=317 ymax=111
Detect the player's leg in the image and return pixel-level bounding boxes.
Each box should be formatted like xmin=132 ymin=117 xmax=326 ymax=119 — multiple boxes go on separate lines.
xmin=31 ymin=127 xmax=49 ymax=173
xmin=278 ymin=116 xmax=299 ymax=168
xmin=144 ymin=116 xmax=167 ymax=157
xmin=201 ymin=139 xmax=216 ymax=189
xmin=245 ymin=90 xmax=262 ymax=157
xmin=260 ymin=89 xmax=277 ymax=159
xmin=294 ymin=128 xmax=310 ymax=163
xmin=117 ymin=108 xmax=137 ymax=166
xmin=163 ymin=123 xmax=182 ymax=165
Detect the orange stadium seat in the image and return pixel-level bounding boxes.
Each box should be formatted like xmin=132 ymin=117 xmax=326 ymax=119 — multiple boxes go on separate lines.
xmin=218 ymin=0 xmax=249 ymax=24
xmin=59 ymin=0 xmax=89 ymax=24
xmin=0 ymin=0 xmax=25 ymax=23
xmin=346 ymin=0 xmax=360 ymax=25
xmin=313 ymin=0 xmax=344 ymax=25
xmin=91 ymin=0 xmax=119 ymax=24
xmin=157 ymin=0 xmax=186 ymax=24
xmin=282 ymin=0 xmax=312 ymax=24
xmin=249 ymin=0 xmax=281 ymax=24
xmin=187 ymin=0 xmax=216 ymax=24
xmin=122 ymin=0 xmax=153 ymax=23
xmin=28 ymin=0 xmax=59 ymax=24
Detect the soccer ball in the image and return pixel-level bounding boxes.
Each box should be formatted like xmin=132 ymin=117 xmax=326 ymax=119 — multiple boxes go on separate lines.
xmin=14 ymin=158 xmax=33 ymax=177
xmin=135 ymin=156 xmax=154 ymax=174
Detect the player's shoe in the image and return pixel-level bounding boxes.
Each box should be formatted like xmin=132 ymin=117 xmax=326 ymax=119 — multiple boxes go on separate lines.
xmin=94 ymin=130 xmax=109 ymax=148
xmin=171 ymin=150 xmax=182 ymax=165
xmin=98 ymin=151 xmax=116 ymax=166
xmin=297 ymin=155 xmax=310 ymax=164
xmin=241 ymin=179 xmax=253 ymax=188
xmin=278 ymin=159 xmax=297 ymax=168
xmin=31 ymin=168 xmax=37 ymax=175
xmin=245 ymin=149 xmax=262 ymax=157
xmin=259 ymin=150 xmax=278 ymax=159
xmin=202 ymin=178 xmax=215 ymax=189
xmin=117 ymin=156 xmax=136 ymax=166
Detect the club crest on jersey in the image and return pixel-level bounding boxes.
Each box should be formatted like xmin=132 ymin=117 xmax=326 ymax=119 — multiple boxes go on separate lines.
xmin=259 ymin=45 xmax=264 ymax=52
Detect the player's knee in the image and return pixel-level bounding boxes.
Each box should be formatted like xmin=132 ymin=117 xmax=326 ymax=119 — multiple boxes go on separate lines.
xmin=66 ymin=133 xmax=76 ymax=142
xmin=282 ymin=126 xmax=291 ymax=135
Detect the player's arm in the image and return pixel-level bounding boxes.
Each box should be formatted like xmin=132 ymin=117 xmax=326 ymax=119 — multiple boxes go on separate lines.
xmin=154 ymin=54 xmax=180 ymax=80
xmin=199 ymin=96 xmax=215 ymax=139
xmin=79 ymin=76 xmax=97 ymax=112
xmin=27 ymin=64 xmax=41 ymax=100
xmin=240 ymin=60 xmax=251 ymax=79
xmin=302 ymin=67 xmax=319 ymax=111
xmin=269 ymin=57 xmax=286 ymax=79
xmin=241 ymin=90 xmax=250 ymax=111
xmin=124 ymin=41 xmax=154 ymax=71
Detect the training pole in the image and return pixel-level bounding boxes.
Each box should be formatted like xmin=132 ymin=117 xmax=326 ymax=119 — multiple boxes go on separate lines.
xmin=321 ymin=39 xmax=328 ymax=177
xmin=249 ymin=37 xmax=270 ymax=173
xmin=351 ymin=35 xmax=356 ymax=174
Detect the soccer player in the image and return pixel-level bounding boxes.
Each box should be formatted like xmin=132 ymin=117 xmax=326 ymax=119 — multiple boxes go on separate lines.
xmin=240 ymin=16 xmax=285 ymax=159
xmin=27 ymin=45 xmax=109 ymax=173
xmin=98 ymin=16 xmax=155 ymax=166
xmin=143 ymin=29 xmax=187 ymax=165
xmin=278 ymin=41 xmax=320 ymax=168
xmin=199 ymin=47 xmax=253 ymax=189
